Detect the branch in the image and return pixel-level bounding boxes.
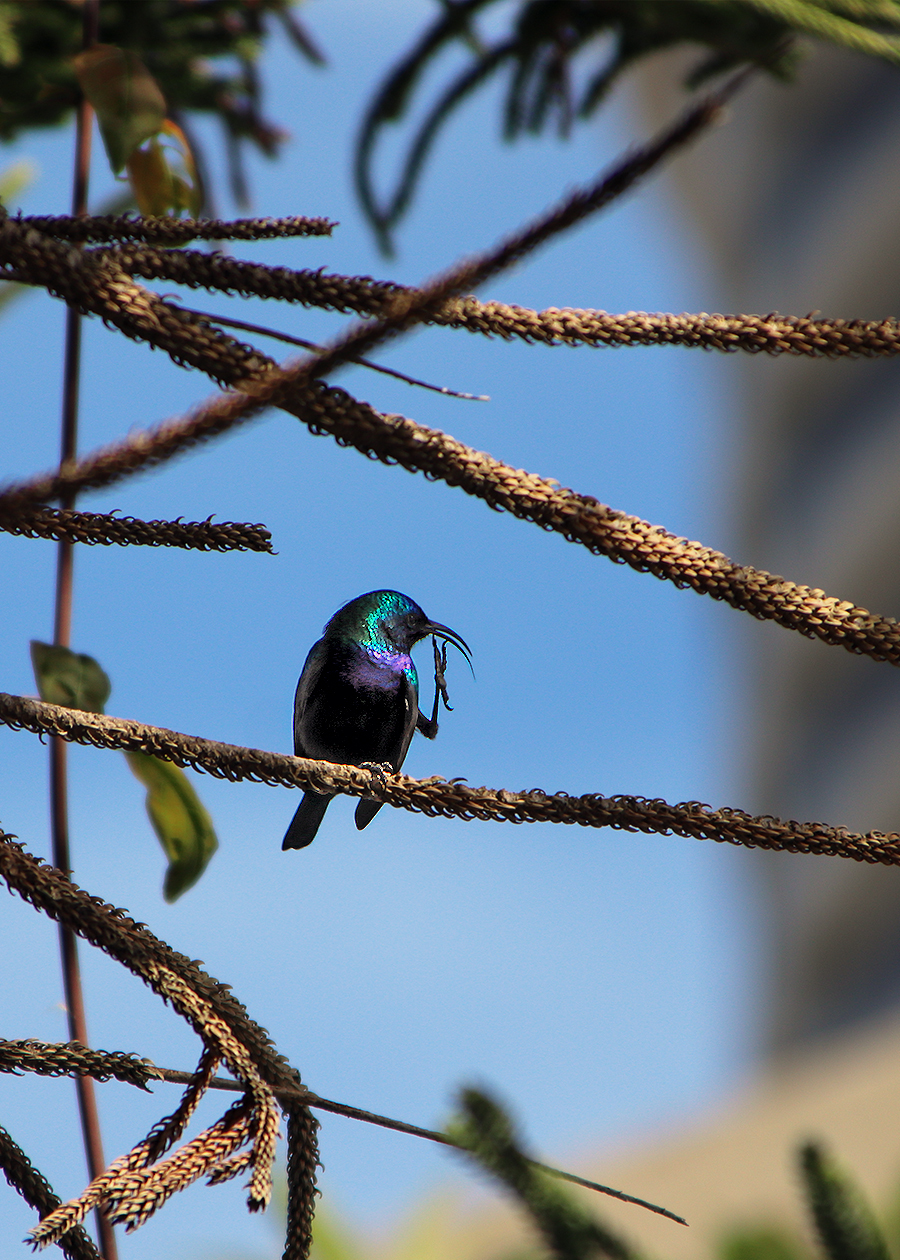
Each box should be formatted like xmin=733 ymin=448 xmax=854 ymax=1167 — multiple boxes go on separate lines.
xmin=431 ymin=302 xmax=900 ymax=357
xmin=3 ymin=694 xmax=900 ymax=865
xmin=18 ymin=214 xmax=336 ymax=244
xmin=0 ymin=505 xmax=273 ymax=552
xmin=154 ymin=65 xmax=751 ymax=381
xmin=95 ymin=241 xmax=900 ymax=359
xmin=0 ymin=61 xmax=742 ymax=507
xmin=0 ymin=1124 xmax=100 ymax=1260
xmin=0 ymin=1040 xmax=686 ymax=1227
xmin=0 ymin=220 xmax=275 ymax=389
xmin=0 ymin=1039 xmax=159 ymax=1090
xmin=6 ymin=78 xmax=896 ymax=671
xmin=3 ymin=308 xmax=899 ymax=670
xmin=0 ymin=836 xmax=318 ymax=1254
xmin=119 ymin=237 xmax=900 ymax=358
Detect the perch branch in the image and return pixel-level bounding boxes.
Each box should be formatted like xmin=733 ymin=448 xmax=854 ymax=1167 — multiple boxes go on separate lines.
xmin=100 ymin=246 xmax=900 ymax=360
xmin=3 ymin=695 xmax=900 ymax=866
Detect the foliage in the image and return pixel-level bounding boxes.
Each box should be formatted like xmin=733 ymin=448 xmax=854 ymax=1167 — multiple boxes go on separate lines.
xmin=720 ymin=1226 xmax=810 ymax=1260
xmin=448 ymin=1088 xmax=639 ymax=1260
xmin=355 ymin=0 xmax=900 ymax=251
xmin=715 ymin=1144 xmax=899 ymax=1260
xmin=299 ymin=1135 xmax=900 ymax=1260
xmin=29 ymin=641 xmax=218 ymax=901
xmin=72 ymin=43 xmax=166 ymax=173
xmin=799 ymin=1144 xmax=891 ymax=1260
xmin=124 ymin=750 xmax=218 ymax=901
xmin=0 ymin=0 xmax=324 ymax=206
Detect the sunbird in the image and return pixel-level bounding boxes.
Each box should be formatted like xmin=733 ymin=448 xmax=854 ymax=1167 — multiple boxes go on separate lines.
xmin=282 ymin=590 xmax=471 ymax=850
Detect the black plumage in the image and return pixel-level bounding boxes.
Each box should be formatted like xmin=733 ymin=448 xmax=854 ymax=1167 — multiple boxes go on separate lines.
xmin=282 ymin=590 xmax=470 ymax=850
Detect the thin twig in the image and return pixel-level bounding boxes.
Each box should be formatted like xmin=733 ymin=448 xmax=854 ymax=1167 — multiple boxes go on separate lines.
xmin=50 ymin=4 xmax=116 ymax=1257
xmin=0 ymin=1039 xmax=684 ymax=1227
xmin=150 ymin=1068 xmax=686 ymax=1225
xmin=171 ymin=303 xmax=489 ymax=400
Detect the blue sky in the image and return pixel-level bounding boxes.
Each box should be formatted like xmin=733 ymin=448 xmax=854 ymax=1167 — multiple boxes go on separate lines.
xmin=0 ymin=3 xmax=763 ymax=1256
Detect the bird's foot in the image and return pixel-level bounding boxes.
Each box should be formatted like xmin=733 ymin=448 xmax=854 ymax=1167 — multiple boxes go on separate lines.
xmin=433 ymin=637 xmax=453 ymax=712
xmin=417 ymin=637 xmax=451 ymax=741
xmin=357 ymin=761 xmax=394 ymax=794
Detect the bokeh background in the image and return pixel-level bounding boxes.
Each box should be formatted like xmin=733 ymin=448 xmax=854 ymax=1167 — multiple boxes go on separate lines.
xmin=5 ymin=4 xmax=899 ymax=1259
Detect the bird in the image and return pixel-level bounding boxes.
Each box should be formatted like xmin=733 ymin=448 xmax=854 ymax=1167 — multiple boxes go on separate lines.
xmin=282 ymin=590 xmax=470 ymax=850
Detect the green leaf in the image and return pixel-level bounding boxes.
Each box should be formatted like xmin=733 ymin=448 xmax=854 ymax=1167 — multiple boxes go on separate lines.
xmin=125 ymin=121 xmax=202 ymax=219
xmin=0 ymin=2 xmax=20 ymax=70
xmin=30 ymin=641 xmax=111 ymax=713
xmin=446 ymin=1089 xmax=636 ymax=1260
xmin=718 ymin=1225 xmax=810 ymax=1260
xmin=310 ymin=1207 xmax=366 ymax=1260
xmin=73 ymin=44 xmax=166 ymax=174
xmin=30 ymin=642 xmax=216 ymax=899
xmin=124 ymin=751 xmax=218 ymax=902
xmin=799 ymin=1143 xmax=890 ymax=1260
xmin=0 ymin=157 xmax=36 ymax=207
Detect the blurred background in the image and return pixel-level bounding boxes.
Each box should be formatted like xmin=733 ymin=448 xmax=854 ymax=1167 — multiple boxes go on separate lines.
xmin=1 ymin=3 xmax=899 ymax=1259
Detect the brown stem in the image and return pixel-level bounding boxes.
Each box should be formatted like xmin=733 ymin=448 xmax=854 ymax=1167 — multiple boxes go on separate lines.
xmin=49 ymin=2 xmax=117 ymax=1257
xmin=150 ymin=1068 xmax=686 ymax=1226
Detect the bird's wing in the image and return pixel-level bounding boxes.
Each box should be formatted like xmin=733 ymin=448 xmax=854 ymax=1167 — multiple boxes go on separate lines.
xmin=293 ymin=637 xmax=328 ymax=756
xmin=393 ymin=673 xmax=421 ymax=772
xmin=355 ymin=676 xmax=420 ymax=832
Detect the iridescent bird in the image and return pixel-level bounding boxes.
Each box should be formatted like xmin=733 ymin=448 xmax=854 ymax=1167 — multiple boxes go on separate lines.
xmin=282 ymin=590 xmax=470 ymax=850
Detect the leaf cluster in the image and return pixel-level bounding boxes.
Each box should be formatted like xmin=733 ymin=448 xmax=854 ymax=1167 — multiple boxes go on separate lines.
xmin=29 ymin=641 xmax=217 ymax=902
xmin=355 ymin=0 xmax=900 ymax=251
xmin=0 ymin=0 xmax=323 ymax=203
xmin=448 ymin=1088 xmax=641 ymax=1260
xmin=718 ymin=1143 xmax=900 ymax=1260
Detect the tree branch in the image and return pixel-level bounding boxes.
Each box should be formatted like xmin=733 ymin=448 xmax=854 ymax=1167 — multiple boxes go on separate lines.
xmin=0 ymin=505 xmax=273 ymax=551
xmin=0 ymin=1039 xmax=686 ymax=1227
xmin=0 ymin=1124 xmax=100 ymax=1260
xmin=3 ymin=697 xmax=900 ymax=865
xmin=18 ymin=213 xmax=335 ymax=244
xmin=0 ymin=837 xmax=318 ymax=1254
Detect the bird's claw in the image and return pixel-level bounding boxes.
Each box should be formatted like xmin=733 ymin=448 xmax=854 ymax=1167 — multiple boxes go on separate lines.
xmin=357 ymin=761 xmax=393 ymax=795
xmin=432 ymin=636 xmax=453 ymax=712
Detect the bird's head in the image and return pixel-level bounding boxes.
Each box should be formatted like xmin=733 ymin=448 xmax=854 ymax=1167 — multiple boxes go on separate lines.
xmin=328 ymin=590 xmax=471 ymax=664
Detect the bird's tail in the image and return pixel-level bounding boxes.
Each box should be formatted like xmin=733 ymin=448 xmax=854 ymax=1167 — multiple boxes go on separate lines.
xmin=282 ymin=792 xmax=333 ymax=850
xmin=354 ymin=799 xmax=384 ymax=830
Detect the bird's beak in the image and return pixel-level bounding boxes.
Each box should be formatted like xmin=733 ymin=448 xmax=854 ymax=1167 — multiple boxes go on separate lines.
xmin=422 ymin=620 xmax=473 ymax=669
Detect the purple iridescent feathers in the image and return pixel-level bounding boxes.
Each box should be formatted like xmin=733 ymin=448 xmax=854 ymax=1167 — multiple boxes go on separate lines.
xmin=282 ymin=590 xmax=470 ymax=851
